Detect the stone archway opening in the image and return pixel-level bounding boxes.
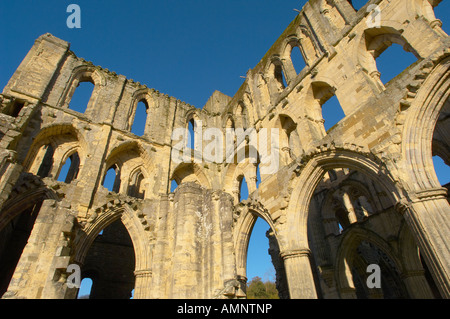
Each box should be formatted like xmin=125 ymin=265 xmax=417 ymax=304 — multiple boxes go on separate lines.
xmin=78 ymin=219 xmax=136 ymax=299
xmin=0 ymin=200 xmax=43 ymax=297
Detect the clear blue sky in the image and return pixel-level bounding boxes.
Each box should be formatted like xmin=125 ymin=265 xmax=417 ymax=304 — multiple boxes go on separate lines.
xmin=1 ymin=0 xmax=449 ymax=295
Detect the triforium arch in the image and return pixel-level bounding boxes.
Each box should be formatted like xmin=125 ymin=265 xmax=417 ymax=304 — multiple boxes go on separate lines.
xmin=222 ymin=143 xmax=261 ymax=199
xmin=22 ymin=124 xmax=87 ymax=181
xmin=72 ymin=200 xmax=151 ymax=299
xmin=283 ymin=147 xmax=403 ymax=298
xmin=170 ymin=162 xmax=211 ymax=190
xmin=101 ymin=140 xmax=153 ymax=198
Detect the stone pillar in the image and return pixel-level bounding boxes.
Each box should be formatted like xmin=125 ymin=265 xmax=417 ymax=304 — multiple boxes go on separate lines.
xmin=341 ymin=191 xmax=357 ymax=224
xmin=3 ymin=200 xmax=75 ymax=299
xmin=398 ymin=189 xmax=450 ymax=298
xmin=133 ymin=269 xmax=152 ymax=299
xmin=267 ymin=230 xmax=289 ymax=299
xmin=402 ymin=270 xmax=434 ymax=299
xmin=281 ymin=248 xmax=318 ymax=299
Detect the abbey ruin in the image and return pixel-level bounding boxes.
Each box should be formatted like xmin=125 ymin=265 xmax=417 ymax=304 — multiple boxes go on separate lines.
xmin=0 ymin=0 xmax=449 ymax=299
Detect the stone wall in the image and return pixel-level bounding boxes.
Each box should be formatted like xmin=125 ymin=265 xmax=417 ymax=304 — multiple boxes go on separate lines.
xmin=0 ymin=0 xmax=449 ymax=299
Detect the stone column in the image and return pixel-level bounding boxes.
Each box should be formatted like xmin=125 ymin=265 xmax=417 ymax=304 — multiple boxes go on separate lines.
xmin=402 ymin=270 xmax=434 ymax=299
xmin=133 ymin=269 xmax=152 ymax=299
xmin=280 ymin=248 xmax=318 ymax=299
xmin=398 ymin=189 xmax=450 ymax=298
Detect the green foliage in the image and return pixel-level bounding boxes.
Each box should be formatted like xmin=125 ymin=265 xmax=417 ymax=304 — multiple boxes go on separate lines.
xmin=246 ymin=276 xmax=279 ymax=299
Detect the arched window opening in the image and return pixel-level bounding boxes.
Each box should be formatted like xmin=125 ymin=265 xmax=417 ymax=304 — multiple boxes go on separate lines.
xmin=77 ymin=278 xmax=93 ymax=299
xmin=36 ymin=144 xmax=54 ymax=178
xmin=321 ymin=94 xmax=345 ymax=132
xmin=170 ymin=179 xmax=179 ymax=193
xmin=57 ymin=152 xmax=80 ymax=184
xmin=375 ymin=43 xmax=418 ymax=85
xmin=188 ymin=119 xmax=196 ymax=150
xmin=348 ymin=0 xmax=369 ymax=11
xmin=239 ymin=176 xmax=249 ymax=202
xmin=80 ymin=220 xmax=135 ymax=299
xmin=309 ymin=82 xmax=345 ymax=137
xmin=128 ymin=171 xmax=145 ymax=199
xmin=299 ymin=27 xmax=320 ymax=63
xmin=246 ymin=218 xmax=281 ymax=299
xmin=291 ymin=45 xmax=307 ymax=74
xmin=279 ymin=115 xmax=302 ymax=161
xmin=131 ymin=101 xmax=148 ymax=136
xmin=103 ymin=165 xmax=121 ymax=193
xmin=69 ymin=81 xmax=95 ymax=114
xmin=0 ymin=201 xmax=43 ymax=297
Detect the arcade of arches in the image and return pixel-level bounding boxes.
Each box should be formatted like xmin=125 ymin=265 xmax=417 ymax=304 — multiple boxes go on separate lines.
xmin=0 ymin=0 xmax=449 ymax=299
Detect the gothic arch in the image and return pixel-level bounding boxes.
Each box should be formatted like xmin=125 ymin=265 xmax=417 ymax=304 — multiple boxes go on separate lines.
xmin=266 ymin=55 xmax=289 ymax=93
xmin=334 ymin=227 xmax=407 ymax=298
xmin=171 ymin=162 xmax=211 ymax=189
xmin=297 ymin=25 xmax=321 ymax=65
xmin=355 ymin=24 xmax=422 ymax=91
xmin=23 ymin=124 xmax=87 ymax=179
xmin=57 ymin=64 xmax=106 ymax=111
xmin=128 ymin=88 xmax=155 ymax=133
xmin=0 ymin=176 xmax=58 ymax=231
xmin=274 ymin=113 xmax=303 ymax=165
xmin=222 ymin=161 xmax=259 ymax=203
xmin=284 ymin=148 xmax=401 ymax=252
xmin=233 ymin=201 xmax=279 ymax=282
xmin=102 ymin=140 xmax=153 ymax=196
xmin=281 ymin=36 xmax=307 ymax=78
xmin=72 ymin=201 xmax=151 ymax=299
xmin=402 ymin=55 xmax=450 ymax=191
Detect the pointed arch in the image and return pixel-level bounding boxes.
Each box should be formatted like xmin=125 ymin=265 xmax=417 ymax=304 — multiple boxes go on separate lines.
xmin=334 ymin=227 xmax=408 ymax=298
xmin=73 ymin=202 xmax=151 ymax=299
xmin=23 ymin=124 xmax=87 ymax=182
xmin=233 ymin=202 xmax=280 ymax=283
xmin=58 ymin=65 xmax=106 ymax=114
xmin=171 ymin=162 xmax=211 ymax=189
xmin=129 ymin=89 xmax=154 ymax=136
xmin=102 ymin=141 xmax=152 ymax=196
xmin=285 ymin=148 xmax=402 ymax=255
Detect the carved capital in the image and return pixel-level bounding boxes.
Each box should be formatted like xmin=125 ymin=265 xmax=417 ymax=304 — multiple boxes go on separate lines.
xmin=280 ymin=248 xmax=312 ymax=260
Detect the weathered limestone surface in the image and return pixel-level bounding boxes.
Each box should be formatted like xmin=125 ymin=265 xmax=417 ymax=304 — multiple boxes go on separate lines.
xmin=0 ymin=0 xmax=449 ymax=299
